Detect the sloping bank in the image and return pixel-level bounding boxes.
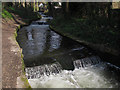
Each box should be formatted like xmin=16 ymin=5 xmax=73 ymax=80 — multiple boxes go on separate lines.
xmin=15 ymin=25 xmax=31 ymax=88
xmin=2 ymin=19 xmax=31 ymax=88
xmin=15 ymin=18 xmax=41 ymax=88
xmin=49 ymin=25 xmax=120 ymax=67
xmin=2 ymin=8 xmax=40 ymax=88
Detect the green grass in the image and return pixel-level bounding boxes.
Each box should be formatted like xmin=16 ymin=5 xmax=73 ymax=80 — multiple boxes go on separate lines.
xmin=2 ymin=9 xmax=13 ymax=19
xmin=50 ymin=15 xmax=119 ymax=51
xmin=21 ymin=76 xmax=32 ymax=89
xmin=8 ymin=6 xmax=41 ymax=23
xmin=3 ymin=6 xmax=41 ymax=23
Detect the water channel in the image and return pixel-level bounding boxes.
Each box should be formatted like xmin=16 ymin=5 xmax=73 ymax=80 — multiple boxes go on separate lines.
xmin=16 ymin=12 xmax=120 ymax=88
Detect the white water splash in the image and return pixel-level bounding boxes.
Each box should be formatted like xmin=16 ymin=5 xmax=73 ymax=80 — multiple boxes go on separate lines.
xmin=27 ymin=32 xmax=33 ymax=40
xmin=28 ymin=63 xmax=119 ymax=88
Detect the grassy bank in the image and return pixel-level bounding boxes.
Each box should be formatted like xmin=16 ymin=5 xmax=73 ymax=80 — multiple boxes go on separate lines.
xmin=49 ymin=15 xmax=119 ymax=55
xmin=2 ymin=9 xmax=13 ymax=19
xmin=2 ymin=6 xmax=41 ymax=24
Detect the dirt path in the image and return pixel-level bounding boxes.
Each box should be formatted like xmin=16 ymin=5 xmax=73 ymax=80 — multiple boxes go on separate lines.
xmin=2 ymin=15 xmax=25 ymax=88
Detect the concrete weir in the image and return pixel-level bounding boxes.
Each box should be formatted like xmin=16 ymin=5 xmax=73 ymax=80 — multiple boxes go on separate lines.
xmin=16 ymin=12 xmax=120 ymax=88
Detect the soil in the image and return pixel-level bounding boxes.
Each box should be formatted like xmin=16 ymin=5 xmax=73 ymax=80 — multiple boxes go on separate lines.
xmin=2 ymin=14 xmax=26 ymax=88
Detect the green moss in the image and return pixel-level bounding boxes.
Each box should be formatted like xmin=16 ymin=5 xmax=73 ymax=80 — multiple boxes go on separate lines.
xmin=21 ymin=52 xmax=25 ymax=74
xmin=21 ymin=77 xmax=32 ymax=89
xmin=15 ymin=25 xmax=25 ymax=74
xmin=2 ymin=9 xmax=13 ymax=19
xmin=14 ymin=25 xmax=31 ymax=88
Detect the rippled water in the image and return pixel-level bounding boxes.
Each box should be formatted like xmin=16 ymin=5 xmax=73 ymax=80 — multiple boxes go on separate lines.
xmin=16 ymin=12 xmax=120 ymax=88
xmin=17 ymin=20 xmax=92 ymax=69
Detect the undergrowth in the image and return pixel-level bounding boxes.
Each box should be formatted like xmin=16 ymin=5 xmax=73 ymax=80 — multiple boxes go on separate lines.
xmin=3 ymin=6 xmax=41 ymax=23
xmin=50 ymin=15 xmax=119 ymax=51
xmin=2 ymin=9 xmax=13 ymax=19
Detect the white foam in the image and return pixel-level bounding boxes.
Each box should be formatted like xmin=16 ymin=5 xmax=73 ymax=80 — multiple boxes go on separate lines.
xmin=28 ymin=63 xmax=119 ymax=88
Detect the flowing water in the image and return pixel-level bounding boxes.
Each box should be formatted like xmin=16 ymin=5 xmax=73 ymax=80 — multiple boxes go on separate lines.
xmin=16 ymin=12 xmax=120 ymax=88
xmin=28 ymin=63 xmax=120 ymax=88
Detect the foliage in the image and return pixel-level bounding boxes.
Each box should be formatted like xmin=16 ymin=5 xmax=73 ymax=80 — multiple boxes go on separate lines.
xmin=2 ymin=2 xmax=41 ymax=23
xmin=5 ymin=6 xmax=41 ymax=23
xmin=2 ymin=9 xmax=13 ymax=19
xmin=49 ymin=2 xmax=119 ymax=52
xmin=50 ymin=14 xmax=119 ymax=51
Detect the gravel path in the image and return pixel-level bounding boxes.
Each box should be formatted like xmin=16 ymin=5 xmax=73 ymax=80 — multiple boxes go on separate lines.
xmin=2 ymin=17 xmax=23 ymax=88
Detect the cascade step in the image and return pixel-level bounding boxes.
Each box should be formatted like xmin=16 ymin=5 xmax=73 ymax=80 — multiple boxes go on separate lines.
xmin=73 ymin=56 xmax=101 ymax=69
xmin=25 ymin=62 xmax=62 ymax=79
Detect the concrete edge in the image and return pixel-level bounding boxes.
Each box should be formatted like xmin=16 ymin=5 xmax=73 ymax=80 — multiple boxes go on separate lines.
xmin=15 ymin=25 xmax=31 ymax=89
xmin=49 ymin=25 xmax=119 ymax=56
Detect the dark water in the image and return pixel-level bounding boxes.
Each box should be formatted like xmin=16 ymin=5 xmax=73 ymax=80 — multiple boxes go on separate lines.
xmin=17 ymin=23 xmax=94 ymax=70
xmin=16 ymin=12 xmax=120 ymax=88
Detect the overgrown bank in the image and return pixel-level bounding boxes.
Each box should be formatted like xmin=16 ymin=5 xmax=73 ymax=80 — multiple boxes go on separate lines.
xmin=48 ymin=2 xmax=119 ymax=57
xmin=2 ymin=4 xmax=40 ymax=88
xmin=15 ymin=26 xmax=31 ymax=88
xmin=49 ymin=15 xmax=119 ymax=56
xmin=2 ymin=5 xmax=41 ymax=24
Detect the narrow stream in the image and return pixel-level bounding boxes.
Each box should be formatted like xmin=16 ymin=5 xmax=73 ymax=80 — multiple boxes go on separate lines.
xmin=16 ymin=12 xmax=120 ymax=88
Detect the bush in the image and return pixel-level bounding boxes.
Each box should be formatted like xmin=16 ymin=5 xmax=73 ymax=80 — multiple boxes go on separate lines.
xmin=2 ymin=9 xmax=13 ymax=19
xmin=50 ymin=15 xmax=119 ymax=50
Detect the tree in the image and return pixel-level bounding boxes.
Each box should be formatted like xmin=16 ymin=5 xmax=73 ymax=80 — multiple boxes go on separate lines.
xmin=34 ymin=0 xmax=36 ymax=12
xmin=36 ymin=0 xmax=39 ymax=11
xmin=18 ymin=0 xmax=22 ymax=7
xmin=48 ymin=2 xmax=52 ymax=16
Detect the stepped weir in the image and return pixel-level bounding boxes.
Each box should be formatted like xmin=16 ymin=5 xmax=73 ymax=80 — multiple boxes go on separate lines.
xmin=73 ymin=56 xmax=101 ymax=69
xmin=25 ymin=62 xmax=62 ymax=79
xmin=16 ymin=12 xmax=120 ymax=88
xmin=25 ymin=56 xmax=102 ymax=79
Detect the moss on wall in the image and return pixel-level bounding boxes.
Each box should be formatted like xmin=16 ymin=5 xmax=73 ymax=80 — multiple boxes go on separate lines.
xmin=15 ymin=25 xmax=31 ymax=88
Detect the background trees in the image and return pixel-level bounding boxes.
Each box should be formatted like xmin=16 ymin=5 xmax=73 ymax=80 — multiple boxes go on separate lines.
xmin=49 ymin=2 xmax=120 ymax=54
xmin=2 ymin=2 xmax=120 ymax=53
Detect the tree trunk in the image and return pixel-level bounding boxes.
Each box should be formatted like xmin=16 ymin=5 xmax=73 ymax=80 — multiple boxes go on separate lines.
xmin=107 ymin=3 xmax=111 ymax=20
xmin=47 ymin=2 xmax=56 ymax=17
xmin=12 ymin=0 xmax=16 ymax=6
xmin=22 ymin=0 xmax=25 ymax=8
xmin=106 ymin=2 xmax=112 ymax=26
xmin=48 ymin=2 xmax=53 ymax=16
xmin=18 ymin=0 xmax=21 ymax=7
xmin=34 ymin=0 xmax=36 ymax=12
xmin=62 ymin=2 xmax=66 ymax=13
xmin=62 ymin=2 xmax=70 ymax=18
xmin=66 ymin=2 xmax=69 ymax=13
xmin=25 ymin=0 xmax=27 ymax=8
xmin=36 ymin=0 xmax=39 ymax=11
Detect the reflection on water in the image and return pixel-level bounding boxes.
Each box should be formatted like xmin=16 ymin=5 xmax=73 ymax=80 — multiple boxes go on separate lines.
xmin=23 ymin=26 xmax=47 ymax=57
xmin=16 ymin=12 xmax=120 ymax=88
xmin=49 ymin=31 xmax=62 ymax=52
xmin=17 ymin=23 xmax=92 ymax=68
